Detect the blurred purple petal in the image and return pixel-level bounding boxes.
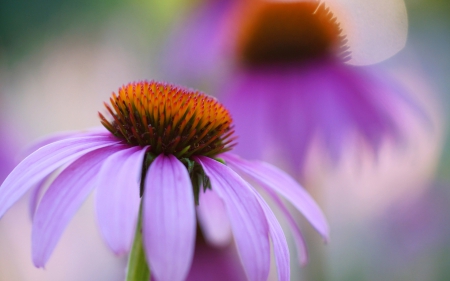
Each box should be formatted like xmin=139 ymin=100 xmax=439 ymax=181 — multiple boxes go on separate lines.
xmin=162 ymin=0 xmax=234 ymax=85
xmin=95 ymin=146 xmax=147 ymax=255
xmin=195 ymin=156 xmax=270 ymax=281
xmin=0 ymin=127 xmax=17 ymax=182
xmin=143 ymin=155 xmax=196 ymax=281
xmin=197 ymin=188 xmax=232 ymax=247
xmin=223 ymin=61 xmax=419 ymax=172
xmin=222 ymin=153 xmax=330 ymax=241
xmin=32 ymin=145 xmax=122 ymax=267
xmin=186 ymin=240 xmax=247 ymax=281
xmin=0 ymin=135 xmax=119 ymax=219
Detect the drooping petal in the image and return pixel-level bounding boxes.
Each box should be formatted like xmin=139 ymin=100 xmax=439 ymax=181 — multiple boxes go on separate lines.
xmin=143 ymin=154 xmax=196 ymax=281
xmin=32 ymin=145 xmax=123 ymax=267
xmin=0 ymin=135 xmax=119 ymax=219
xmin=29 ymin=167 xmax=69 ymax=219
xmin=264 ymin=187 xmax=309 ymax=266
xmin=322 ymin=0 xmax=408 ymax=65
xmin=197 ymin=188 xmax=232 ymax=247
xmin=223 ymin=61 xmax=414 ymax=173
xmin=222 ymin=153 xmax=330 ymax=241
xmin=95 ymin=146 xmax=147 ymax=255
xmin=252 ymin=189 xmax=290 ymax=281
xmin=195 ymin=156 xmax=270 ymax=281
xmin=29 ymin=180 xmax=47 ymax=219
xmin=21 ymin=132 xmax=82 ymax=158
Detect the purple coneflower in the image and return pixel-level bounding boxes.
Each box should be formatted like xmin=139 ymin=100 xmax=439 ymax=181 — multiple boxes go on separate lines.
xmin=0 ymin=81 xmax=328 ymax=281
xmin=223 ymin=0 xmax=417 ymax=172
xmin=167 ymin=0 xmax=417 ymax=174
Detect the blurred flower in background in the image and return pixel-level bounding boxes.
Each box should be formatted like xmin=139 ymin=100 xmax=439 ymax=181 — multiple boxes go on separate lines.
xmin=220 ymin=0 xmax=418 ymax=174
xmin=162 ymin=0 xmax=438 ymax=179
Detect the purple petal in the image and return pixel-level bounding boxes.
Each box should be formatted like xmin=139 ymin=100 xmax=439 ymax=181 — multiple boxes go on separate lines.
xmin=143 ymin=155 xmax=196 ymax=281
xmin=161 ymin=0 xmax=234 ymax=84
xmin=265 ymin=188 xmax=309 ymax=266
xmin=222 ymin=153 xmax=330 ymax=241
xmin=195 ymin=156 xmax=270 ymax=281
xmin=221 ymin=61 xmax=417 ymax=174
xmin=21 ymin=128 xmax=111 ymax=158
xmin=222 ymin=71 xmax=271 ymax=161
xmin=29 ymin=180 xmax=47 ymax=219
xmin=32 ymin=145 xmax=122 ymax=267
xmin=0 ymin=135 xmax=119 ymax=219
xmin=21 ymin=131 xmax=82 ymax=157
xmin=252 ymin=190 xmax=290 ymax=281
xmin=197 ymin=188 xmax=232 ymax=247
xmin=186 ymin=241 xmax=247 ymax=281
xmin=29 ymin=166 xmax=74 ymax=219
xmin=95 ymin=146 xmax=147 ymax=255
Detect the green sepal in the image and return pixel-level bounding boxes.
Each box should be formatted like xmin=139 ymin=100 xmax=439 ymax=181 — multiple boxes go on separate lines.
xmin=180 ymin=158 xmax=212 ymax=205
xmin=139 ymin=151 xmax=156 ymax=197
xmin=181 ymin=158 xmax=196 ymax=174
xmin=126 ymin=203 xmax=150 ymax=281
xmin=214 ymin=157 xmax=226 ymax=165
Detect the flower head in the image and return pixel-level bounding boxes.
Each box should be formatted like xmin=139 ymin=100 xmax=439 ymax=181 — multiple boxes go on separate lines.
xmin=217 ymin=0 xmax=424 ymax=174
xmin=236 ymin=0 xmax=350 ymax=66
xmin=232 ymin=0 xmax=408 ymax=66
xmin=99 ymin=81 xmax=235 ymax=158
xmin=164 ymin=0 xmax=407 ymax=80
xmin=0 ymin=81 xmax=328 ymax=281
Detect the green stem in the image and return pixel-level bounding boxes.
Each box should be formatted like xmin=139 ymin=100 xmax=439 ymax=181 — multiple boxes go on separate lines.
xmin=126 ymin=204 xmax=150 ymax=281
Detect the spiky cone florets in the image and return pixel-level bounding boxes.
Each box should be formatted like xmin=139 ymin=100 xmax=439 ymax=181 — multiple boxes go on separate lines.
xmin=99 ymin=81 xmax=237 ymax=159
